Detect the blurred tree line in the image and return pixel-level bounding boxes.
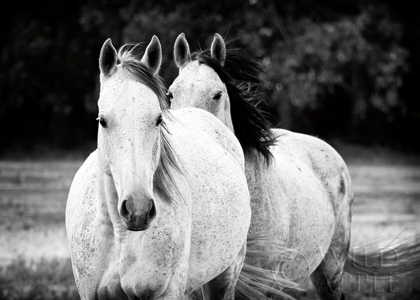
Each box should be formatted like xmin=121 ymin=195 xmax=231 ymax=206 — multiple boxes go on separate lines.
xmin=1 ymin=0 xmax=419 ymax=156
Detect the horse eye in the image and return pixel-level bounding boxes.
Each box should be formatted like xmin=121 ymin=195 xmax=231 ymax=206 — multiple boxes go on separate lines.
xmin=155 ymin=115 xmax=163 ymax=126
xmin=97 ymin=116 xmax=107 ymax=128
xmin=213 ymin=92 xmax=223 ymax=100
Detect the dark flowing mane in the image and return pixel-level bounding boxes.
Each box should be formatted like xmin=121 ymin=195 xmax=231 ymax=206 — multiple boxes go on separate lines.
xmin=191 ymin=49 xmax=277 ymax=163
xmin=117 ymin=44 xmax=182 ymax=203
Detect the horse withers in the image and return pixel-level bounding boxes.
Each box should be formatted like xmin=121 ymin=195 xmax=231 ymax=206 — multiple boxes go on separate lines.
xmin=65 ymin=36 xmax=253 ymax=300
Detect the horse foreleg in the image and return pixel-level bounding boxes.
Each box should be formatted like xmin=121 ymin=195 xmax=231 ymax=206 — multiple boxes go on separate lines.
xmin=202 ymin=242 xmax=246 ymax=300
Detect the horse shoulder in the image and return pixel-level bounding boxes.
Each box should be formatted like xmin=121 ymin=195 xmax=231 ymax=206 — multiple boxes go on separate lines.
xmin=66 ymin=150 xmax=117 ymax=299
xmin=66 ymin=151 xmax=98 ymax=239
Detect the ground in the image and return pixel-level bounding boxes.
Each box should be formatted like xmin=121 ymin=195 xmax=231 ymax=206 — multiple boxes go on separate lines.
xmin=0 ymin=144 xmax=419 ymax=299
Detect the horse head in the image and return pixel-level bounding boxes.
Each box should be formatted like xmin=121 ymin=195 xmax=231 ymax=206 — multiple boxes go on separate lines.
xmin=169 ymin=33 xmax=234 ymax=132
xmin=97 ymin=36 xmax=165 ymax=231
xmin=169 ymin=33 xmax=276 ymax=162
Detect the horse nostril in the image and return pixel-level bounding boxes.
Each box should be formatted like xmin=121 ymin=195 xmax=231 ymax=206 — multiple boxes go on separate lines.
xmin=120 ymin=198 xmax=156 ymax=230
xmin=146 ymin=199 xmax=156 ymax=224
xmin=120 ymin=199 xmax=132 ymax=222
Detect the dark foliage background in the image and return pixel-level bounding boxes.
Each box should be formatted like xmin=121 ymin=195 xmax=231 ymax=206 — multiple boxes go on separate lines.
xmin=1 ymin=0 xmax=419 ymax=156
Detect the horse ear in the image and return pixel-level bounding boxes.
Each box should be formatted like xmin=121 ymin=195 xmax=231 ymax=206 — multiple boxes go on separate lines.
xmin=210 ymin=33 xmax=226 ymax=67
xmin=174 ymin=33 xmax=191 ymax=68
xmin=141 ymin=35 xmax=162 ymax=75
xmin=99 ymin=38 xmax=118 ymax=76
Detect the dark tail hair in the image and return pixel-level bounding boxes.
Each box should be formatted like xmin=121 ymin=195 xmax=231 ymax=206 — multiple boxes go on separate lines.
xmin=235 ymin=233 xmax=301 ymax=300
xmin=344 ymin=237 xmax=420 ymax=277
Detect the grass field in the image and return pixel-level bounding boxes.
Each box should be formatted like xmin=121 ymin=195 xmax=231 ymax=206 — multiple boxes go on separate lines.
xmin=0 ymin=146 xmax=420 ymax=299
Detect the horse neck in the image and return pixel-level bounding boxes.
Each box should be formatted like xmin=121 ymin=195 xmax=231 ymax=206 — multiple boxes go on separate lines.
xmin=244 ymin=149 xmax=266 ymax=170
xmin=243 ymin=149 xmax=276 ymax=185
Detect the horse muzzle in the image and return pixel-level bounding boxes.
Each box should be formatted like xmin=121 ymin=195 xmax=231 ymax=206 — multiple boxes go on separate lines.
xmin=119 ymin=198 xmax=156 ymax=231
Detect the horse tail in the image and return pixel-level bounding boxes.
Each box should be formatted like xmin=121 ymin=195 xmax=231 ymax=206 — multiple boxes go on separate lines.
xmin=344 ymin=237 xmax=420 ymax=277
xmin=235 ymin=233 xmax=300 ymax=300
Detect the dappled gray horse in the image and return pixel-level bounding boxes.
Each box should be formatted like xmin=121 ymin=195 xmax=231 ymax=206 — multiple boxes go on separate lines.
xmin=66 ymin=36 xmax=255 ymax=300
xmin=169 ymin=33 xmax=420 ymax=300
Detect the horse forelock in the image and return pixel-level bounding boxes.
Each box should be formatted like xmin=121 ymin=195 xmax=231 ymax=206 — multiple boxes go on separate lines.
xmin=117 ymin=43 xmax=169 ymax=113
xmin=191 ymin=49 xmax=277 ymax=164
xmin=116 ymin=43 xmax=182 ymax=205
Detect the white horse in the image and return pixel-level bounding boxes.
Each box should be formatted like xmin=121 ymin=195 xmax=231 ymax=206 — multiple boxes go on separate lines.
xmin=66 ymin=36 xmax=257 ymax=300
xmin=169 ymin=33 xmax=420 ymax=299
